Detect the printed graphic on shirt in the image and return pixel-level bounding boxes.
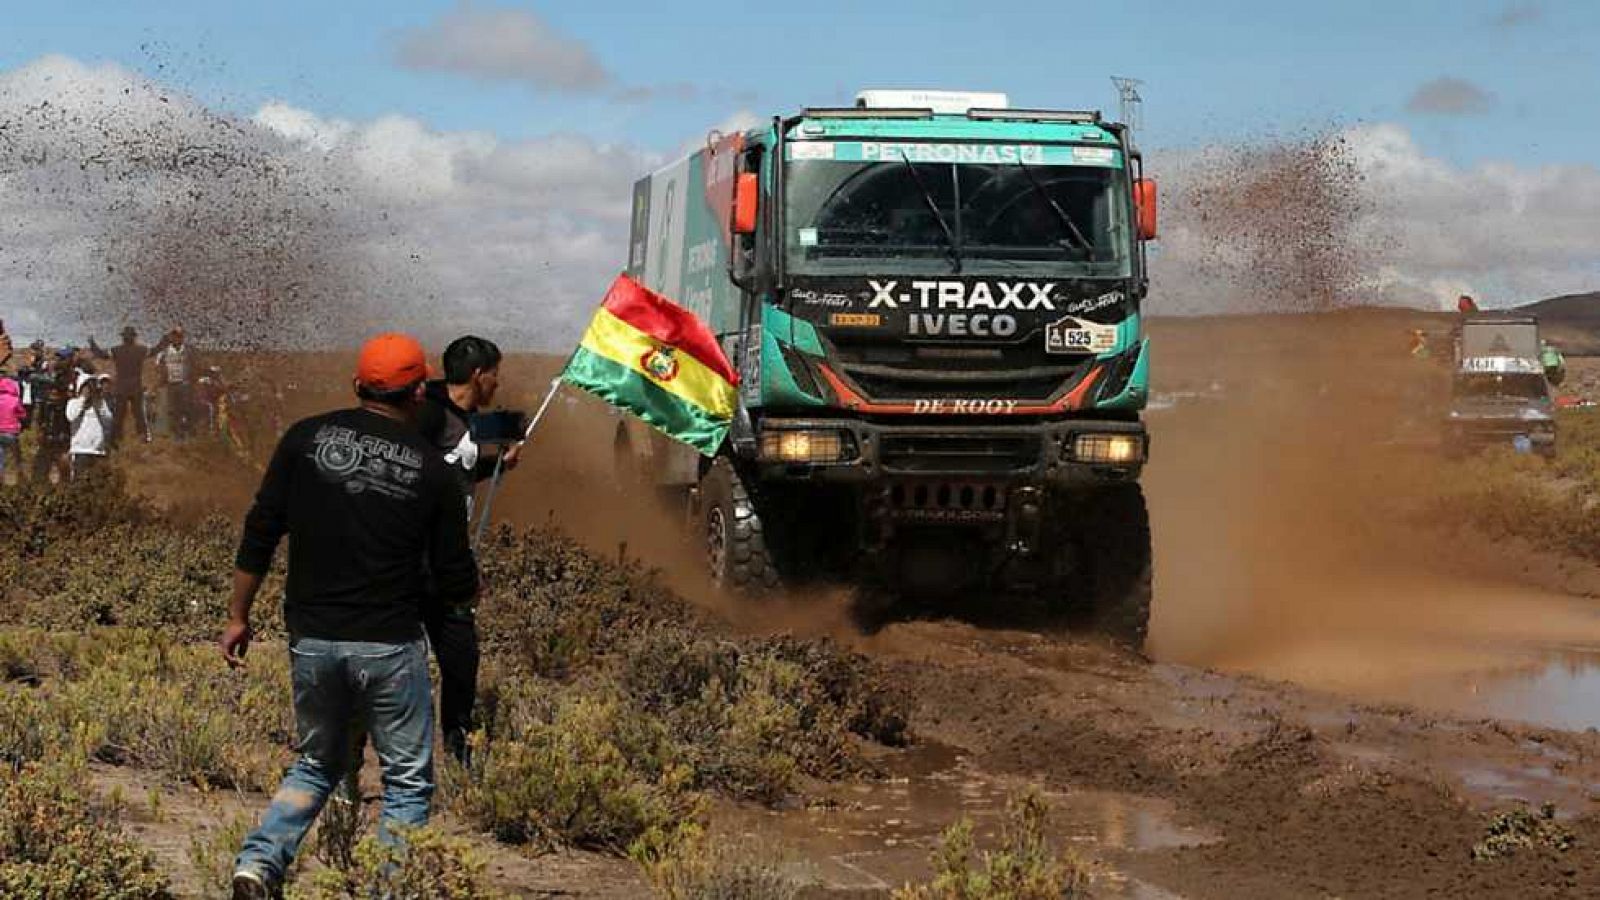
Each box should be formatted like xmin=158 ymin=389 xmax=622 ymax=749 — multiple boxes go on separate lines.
xmin=310 ymin=424 xmax=424 ymax=499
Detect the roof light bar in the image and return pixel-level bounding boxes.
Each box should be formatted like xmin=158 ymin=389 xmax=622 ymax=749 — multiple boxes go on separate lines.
xmin=967 ymin=108 xmax=1102 ymax=124
xmin=802 ymin=107 xmax=933 ymax=120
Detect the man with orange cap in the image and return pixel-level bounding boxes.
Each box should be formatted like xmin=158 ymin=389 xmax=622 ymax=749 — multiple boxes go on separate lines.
xmin=221 ymin=334 xmax=478 ymax=900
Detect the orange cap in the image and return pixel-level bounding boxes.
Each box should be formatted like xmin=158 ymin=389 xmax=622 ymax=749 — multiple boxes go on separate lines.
xmin=356 ymin=333 xmax=429 ymax=392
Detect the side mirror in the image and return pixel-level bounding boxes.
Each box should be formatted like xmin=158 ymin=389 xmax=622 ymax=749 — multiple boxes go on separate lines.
xmin=733 ymin=172 xmax=759 ymax=236
xmin=1134 ymin=178 xmax=1158 ymax=241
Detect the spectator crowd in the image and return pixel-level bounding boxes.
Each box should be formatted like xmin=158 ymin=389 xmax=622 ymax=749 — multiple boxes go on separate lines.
xmin=0 ymin=323 xmax=247 ymax=484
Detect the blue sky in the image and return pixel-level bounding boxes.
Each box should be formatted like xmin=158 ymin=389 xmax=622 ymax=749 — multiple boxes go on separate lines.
xmin=1 ymin=1 xmax=1596 ymax=344
xmin=1 ymin=0 xmax=1594 ymax=166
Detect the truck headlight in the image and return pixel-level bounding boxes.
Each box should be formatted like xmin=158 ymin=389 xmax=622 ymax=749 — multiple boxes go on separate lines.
xmin=761 ymin=429 xmax=851 ymax=463
xmin=1072 ymin=433 xmax=1145 ymax=465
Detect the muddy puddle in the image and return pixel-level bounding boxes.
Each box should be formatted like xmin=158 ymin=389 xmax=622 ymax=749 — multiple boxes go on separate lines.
xmin=1159 ymin=562 xmax=1600 ymax=733
xmin=1398 ymin=646 xmax=1600 ymax=732
xmin=716 ymin=744 xmax=1214 ymax=897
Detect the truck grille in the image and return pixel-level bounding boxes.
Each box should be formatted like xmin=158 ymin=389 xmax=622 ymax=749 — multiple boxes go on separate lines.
xmin=828 ymin=336 xmax=1082 ymax=403
xmin=879 ymin=433 xmax=1042 ymax=474
xmin=845 ymin=366 xmax=1071 ymax=402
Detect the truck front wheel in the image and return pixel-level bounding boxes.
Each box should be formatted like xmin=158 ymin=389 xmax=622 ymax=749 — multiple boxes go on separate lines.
xmin=1059 ymin=483 xmax=1154 ymax=649
xmin=700 ymin=458 xmax=784 ymax=593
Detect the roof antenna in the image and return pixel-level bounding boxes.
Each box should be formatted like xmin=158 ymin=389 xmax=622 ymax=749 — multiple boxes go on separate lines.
xmin=1111 ymin=76 xmax=1145 ymax=142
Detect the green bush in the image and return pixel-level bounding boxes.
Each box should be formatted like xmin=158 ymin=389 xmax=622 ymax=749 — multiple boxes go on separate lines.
xmin=631 ymin=825 xmax=803 ymax=900
xmin=0 ymin=630 xmax=292 ymax=790
xmin=449 ymin=679 xmax=701 ymax=853
xmin=288 ymin=828 xmax=502 ymax=900
xmin=0 ymin=762 xmax=174 ymax=899
xmin=1472 ymin=803 xmax=1576 ymax=861
xmin=893 ymin=793 xmax=1091 ymax=900
xmin=0 ymin=475 xmax=915 ymax=864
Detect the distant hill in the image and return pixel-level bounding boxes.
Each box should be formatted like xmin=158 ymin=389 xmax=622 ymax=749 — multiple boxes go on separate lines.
xmin=1518 ymin=292 xmax=1600 ymax=355
xmin=1518 ymin=292 xmax=1600 ymax=326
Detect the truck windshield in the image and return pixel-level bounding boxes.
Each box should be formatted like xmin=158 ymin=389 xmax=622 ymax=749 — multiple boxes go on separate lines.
xmin=1454 ymin=373 xmax=1548 ymax=400
xmin=785 ymin=152 xmax=1132 ymax=278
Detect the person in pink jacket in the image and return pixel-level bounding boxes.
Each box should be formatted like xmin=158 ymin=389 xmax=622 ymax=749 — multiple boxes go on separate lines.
xmin=0 ymin=378 xmax=24 ymax=483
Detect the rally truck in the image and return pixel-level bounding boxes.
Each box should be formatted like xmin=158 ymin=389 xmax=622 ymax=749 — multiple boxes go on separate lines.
xmin=615 ymin=89 xmax=1157 ymax=643
xmin=1446 ymin=315 xmax=1558 ymax=458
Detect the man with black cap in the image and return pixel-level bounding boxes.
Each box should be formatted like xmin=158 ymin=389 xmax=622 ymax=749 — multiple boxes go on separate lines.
xmin=92 ymin=327 xmax=168 ymax=446
xmin=222 ymin=333 xmax=478 ymax=900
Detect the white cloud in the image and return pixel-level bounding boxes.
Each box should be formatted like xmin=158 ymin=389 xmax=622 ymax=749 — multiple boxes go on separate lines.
xmin=393 ymin=2 xmax=610 ymax=92
xmin=0 ymin=55 xmax=663 ymax=349
xmin=5 ymin=55 xmax=1595 ymax=348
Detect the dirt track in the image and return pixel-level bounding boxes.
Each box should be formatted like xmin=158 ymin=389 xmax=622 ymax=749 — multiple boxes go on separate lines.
xmin=465 ymin=315 xmax=1600 ymax=897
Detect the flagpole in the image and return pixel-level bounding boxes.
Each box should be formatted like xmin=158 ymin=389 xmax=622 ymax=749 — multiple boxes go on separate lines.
xmin=473 ymin=376 xmax=562 ymax=549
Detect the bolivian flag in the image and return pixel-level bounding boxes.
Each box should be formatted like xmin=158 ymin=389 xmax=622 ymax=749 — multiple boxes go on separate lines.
xmin=562 ymin=274 xmax=740 ymax=456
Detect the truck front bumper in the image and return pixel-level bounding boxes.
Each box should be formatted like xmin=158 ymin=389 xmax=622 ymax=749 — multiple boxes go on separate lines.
xmin=1445 ymin=419 xmax=1557 ymax=455
xmin=751 ymin=416 xmax=1147 ymax=486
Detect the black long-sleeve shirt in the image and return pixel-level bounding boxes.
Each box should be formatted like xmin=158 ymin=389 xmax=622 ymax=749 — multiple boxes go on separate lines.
xmin=236 ymin=407 xmax=479 ymax=642
xmin=416 ymin=380 xmax=500 ymax=497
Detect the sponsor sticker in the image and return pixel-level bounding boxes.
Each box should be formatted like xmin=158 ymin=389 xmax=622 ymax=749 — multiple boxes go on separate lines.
xmin=867 ymin=279 xmax=1058 ymax=311
xmin=816 ymin=142 xmax=1122 ymax=167
xmin=1062 ymin=290 xmax=1125 ymax=315
xmin=829 ymin=313 xmax=882 ymax=328
xmin=1045 ymin=316 xmax=1119 ymax=355
xmin=798 ymin=227 xmax=819 ymax=246
xmin=789 ymin=142 xmax=836 ymax=161
xmin=910 ymin=398 xmax=1020 ymax=414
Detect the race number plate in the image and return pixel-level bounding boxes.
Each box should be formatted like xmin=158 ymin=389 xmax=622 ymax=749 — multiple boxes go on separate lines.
xmin=1045 ymin=317 xmax=1118 ymax=355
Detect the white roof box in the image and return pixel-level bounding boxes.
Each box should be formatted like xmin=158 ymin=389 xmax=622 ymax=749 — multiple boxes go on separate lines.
xmin=855 ymin=89 xmax=1010 ymax=115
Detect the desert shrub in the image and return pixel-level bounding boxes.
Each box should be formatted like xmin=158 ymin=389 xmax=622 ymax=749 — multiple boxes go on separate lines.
xmin=288 ymin=828 xmax=501 ymax=900
xmin=475 ymin=525 xmax=696 ymax=677
xmin=632 ymin=825 xmax=804 ymax=900
xmin=1472 ymin=803 xmax=1577 ymax=860
xmin=1424 ymin=470 xmax=1600 ymax=563
xmin=47 ymin=523 xmax=236 ymax=632
xmin=622 ymin=629 xmax=910 ymax=802
xmin=0 ymin=467 xmax=151 ymax=561
xmin=0 ymin=630 xmax=292 ymax=790
xmin=187 ymin=814 xmax=254 ymax=897
xmin=0 ymin=762 xmax=174 ymax=899
xmin=893 ymin=793 xmax=1091 ymax=900
xmin=1551 ymin=409 xmax=1600 ymax=494
xmin=0 ymin=473 xmax=914 ymax=860
xmin=450 ymin=678 xmax=701 ymax=853
xmin=470 ymin=526 xmax=910 ymax=810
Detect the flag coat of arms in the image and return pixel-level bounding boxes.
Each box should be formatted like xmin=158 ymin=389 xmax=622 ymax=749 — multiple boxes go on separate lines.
xmin=562 ymin=274 xmax=740 ymax=456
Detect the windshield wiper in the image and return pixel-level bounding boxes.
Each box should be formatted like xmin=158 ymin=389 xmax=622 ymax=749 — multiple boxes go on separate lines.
xmin=897 ymin=151 xmax=962 ymax=273
xmin=1016 ymin=158 xmax=1093 ymax=254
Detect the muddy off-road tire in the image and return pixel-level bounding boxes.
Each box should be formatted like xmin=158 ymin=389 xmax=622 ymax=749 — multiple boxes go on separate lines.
xmin=1069 ymin=483 xmax=1153 ymax=649
xmin=700 ymin=458 xmax=784 ymax=593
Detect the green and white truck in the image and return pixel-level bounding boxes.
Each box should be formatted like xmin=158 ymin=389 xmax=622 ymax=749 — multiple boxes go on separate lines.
xmin=616 ymin=89 xmax=1157 ymax=643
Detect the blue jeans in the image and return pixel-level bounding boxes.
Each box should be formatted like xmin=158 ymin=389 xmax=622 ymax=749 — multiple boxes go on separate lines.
xmin=235 ymin=637 xmax=434 ymax=883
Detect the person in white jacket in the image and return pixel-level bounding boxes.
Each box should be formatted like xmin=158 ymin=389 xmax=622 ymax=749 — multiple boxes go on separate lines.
xmin=66 ymin=373 xmax=114 ymax=480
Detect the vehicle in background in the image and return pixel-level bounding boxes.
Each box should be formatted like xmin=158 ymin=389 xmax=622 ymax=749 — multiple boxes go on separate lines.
xmin=615 ymin=89 xmax=1157 ymax=644
xmin=1447 ymin=315 xmax=1558 ymax=458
